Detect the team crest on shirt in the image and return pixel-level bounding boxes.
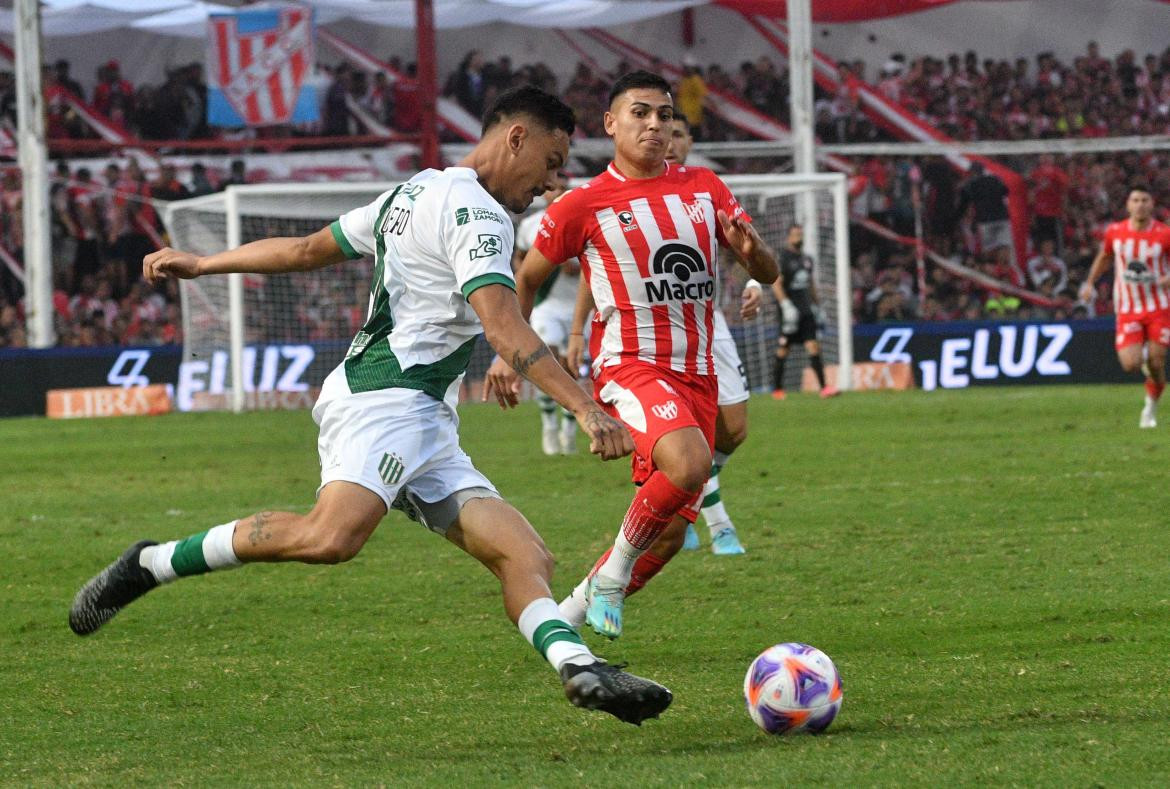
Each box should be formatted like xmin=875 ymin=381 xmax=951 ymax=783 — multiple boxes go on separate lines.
xmin=683 ymin=201 xmax=705 ymax=224
xmin=651 ymin=401 xmax=678 ymax=421
xmin=470 ymin=234 xmax=503 ymax=259
xmin=617 ymin=210 xmax=638 ymax=232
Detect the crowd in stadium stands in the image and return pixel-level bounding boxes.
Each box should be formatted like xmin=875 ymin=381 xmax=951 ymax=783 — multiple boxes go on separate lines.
xmin=6 ymin=40 xmax=1170 ymax=347
xmin=843 ymin=40 xmax=1170 ymax=322
xmin=0 ymin=157 xmax=253 ymax=348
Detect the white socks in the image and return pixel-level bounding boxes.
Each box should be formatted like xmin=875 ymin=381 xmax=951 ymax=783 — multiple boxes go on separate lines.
xmin=139 ymin=521 xmax=242 ymax=584
xmin=517 ymin=597 xmax=594 ymax=671
xmin=595 ymin=533 xmax=642 ymax=586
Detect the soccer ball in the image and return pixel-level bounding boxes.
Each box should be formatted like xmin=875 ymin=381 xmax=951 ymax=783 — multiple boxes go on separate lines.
xmin=744 ymin=643 xmax=843 ymax=734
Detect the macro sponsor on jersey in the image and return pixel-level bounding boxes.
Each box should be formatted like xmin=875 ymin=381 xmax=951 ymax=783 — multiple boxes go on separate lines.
xmin=1124 ymin=259 xmax=1156 ymax=284
xmin=644 ymin=242 xmax=713 ymax=304
xmin=470 ymin=234 xmax=503 ymax=260
xmin=455 ymin=207 xmax=505 ymax=226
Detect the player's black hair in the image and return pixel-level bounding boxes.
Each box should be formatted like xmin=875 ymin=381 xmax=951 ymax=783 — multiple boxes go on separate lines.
xmin=1129 ymin=181 xmax=1153 ymax=195
xmin=481 ymin=85 xmax=575 ymax=137
xmin=607 ymin=70 xmax=672 ymax=107
xmin=672 ymin=110 xmax=692 ymax=131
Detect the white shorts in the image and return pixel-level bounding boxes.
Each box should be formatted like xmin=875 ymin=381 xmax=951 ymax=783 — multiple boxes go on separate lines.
xmin=313 ymin=386 xmax=498 ymax=528
xmin=712 ymin=310 xmax=749 ymax=406
xmin=531 ymin=298 xmax=574 ymax=352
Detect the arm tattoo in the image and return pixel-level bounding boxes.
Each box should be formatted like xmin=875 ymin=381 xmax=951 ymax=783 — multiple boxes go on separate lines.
xmin=248 ymin=511 xmax=274 ymax=546
xmin=583 ymin=410 xmax=611 ymax=433
xmin=510 ymin=345 xmax=550 ymax=379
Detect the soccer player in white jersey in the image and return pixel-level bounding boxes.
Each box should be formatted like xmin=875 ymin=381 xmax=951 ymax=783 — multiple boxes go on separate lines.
xmin=564 ymin=113 xmax=757 ymax=555
xmin=514 ymin=172 xmax=580 ymax=454
xmin=486 ymin=72 xmax=778 ymax=640
xmin=69 ymin=87 xmax=672 ymax=726
xmin=1080 ymin=183 xmax=1170 ymax=428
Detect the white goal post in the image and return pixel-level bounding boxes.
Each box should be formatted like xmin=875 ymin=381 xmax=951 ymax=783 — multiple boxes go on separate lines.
xmin=162 ymin=173 xmax=850 ymax=413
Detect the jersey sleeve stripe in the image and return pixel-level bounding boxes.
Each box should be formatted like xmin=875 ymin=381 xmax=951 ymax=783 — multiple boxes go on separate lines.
xmin=330 ymin=220 xmax=364 ymax=260
xmin=461 ymin=272 xmax=516 ymax=300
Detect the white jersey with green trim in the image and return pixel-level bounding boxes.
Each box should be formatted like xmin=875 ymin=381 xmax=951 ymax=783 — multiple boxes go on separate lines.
xmin=321 ymin=166 xmax=516 ymax=409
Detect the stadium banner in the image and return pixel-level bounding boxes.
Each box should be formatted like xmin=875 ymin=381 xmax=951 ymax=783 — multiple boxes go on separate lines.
xmin=802 ymin=362 xmax=914 ymax=392
xmin=207 ymin=6 xmax=318 ymax=128
xmin=855 ymin=318 xmax=1131 ymax=391
xmin=46 ymin=385 xmax=172 ymax=419
xmin=0 ymin=342 xmax=344 ymax=417
xmin=0 ymin=319 xmax=1135 ymax=417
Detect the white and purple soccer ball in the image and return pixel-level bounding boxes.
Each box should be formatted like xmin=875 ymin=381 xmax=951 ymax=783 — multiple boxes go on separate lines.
xmin=744 ymin=643 xmax=843 ymax=735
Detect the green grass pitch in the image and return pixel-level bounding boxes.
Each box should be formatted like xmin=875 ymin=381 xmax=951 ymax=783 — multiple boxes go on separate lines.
xmin=3 ymin=385 xmax=1170 ymax=786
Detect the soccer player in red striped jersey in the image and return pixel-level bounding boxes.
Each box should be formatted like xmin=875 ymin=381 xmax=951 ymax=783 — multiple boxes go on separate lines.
xmin=1080 ymin=184 xmax=1170 ymax=428
xmin=485 ymin=71 xmax=779 ymax=639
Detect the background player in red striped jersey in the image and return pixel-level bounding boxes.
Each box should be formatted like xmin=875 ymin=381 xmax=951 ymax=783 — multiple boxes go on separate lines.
xmin=563 ymin=112 xmax=761 ymax=556
xmin=1080 ymin=184 xmax=1170 ymax=428
xmin=486 ymin=71 xmax=778 ymax=639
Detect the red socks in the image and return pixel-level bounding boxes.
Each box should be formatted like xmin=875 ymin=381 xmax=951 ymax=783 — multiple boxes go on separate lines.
xmin=1145 ymin=378 xmax=1164 ymax=401
xmin=620 ymin=471 xmax=695 ymax=550
xmin=626 ymin=552 xmax=668 ymax=596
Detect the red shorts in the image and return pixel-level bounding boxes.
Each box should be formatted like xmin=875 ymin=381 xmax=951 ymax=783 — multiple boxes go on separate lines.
xmin=594 ymin=362 xmax=718 ymax=522
xmin=1116 ymin=310 xmax=1170 ymax=350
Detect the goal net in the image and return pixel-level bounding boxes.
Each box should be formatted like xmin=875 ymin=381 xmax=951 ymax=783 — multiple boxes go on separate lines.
xmin=706 ymin=174 xmax=851 ymax=396
xmin=163 ymin=174 xmax=849 ymax=412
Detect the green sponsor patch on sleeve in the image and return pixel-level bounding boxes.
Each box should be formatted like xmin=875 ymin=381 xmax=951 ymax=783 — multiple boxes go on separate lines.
xmin=470 ymin=234 xmax=504 ymax=260
xmin=454 ymin=206 xmax=505 ymax=226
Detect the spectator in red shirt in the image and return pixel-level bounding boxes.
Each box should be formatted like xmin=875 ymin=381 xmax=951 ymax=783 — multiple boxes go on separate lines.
xmin=392 ymin=63 xmax=421 ymax=132
xmin=1029 ymin=153 xmax=1069 ymax=252
xmin=93 ymin=60 xmax=134 ymax=125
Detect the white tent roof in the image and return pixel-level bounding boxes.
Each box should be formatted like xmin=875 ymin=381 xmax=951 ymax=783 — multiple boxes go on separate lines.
xmin=0 ymin=0 xmax=707 ymax=37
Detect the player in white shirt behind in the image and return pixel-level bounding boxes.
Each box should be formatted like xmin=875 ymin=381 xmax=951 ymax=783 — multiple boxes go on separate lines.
xmin=666 ymin=114 xmax=758 ymax=555
xmin=69 ymin=86 xmax=672 ymax=726
xmin=513 ymin=172 xmax=580 ymax=454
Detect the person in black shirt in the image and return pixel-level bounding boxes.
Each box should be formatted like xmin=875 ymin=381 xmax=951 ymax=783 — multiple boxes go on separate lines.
xmin=53 ymin=60 xmax=84 ymax=99
xmin=771 ymin=225 xmax=836 ymax=399
xmin=956 ymin=162 xmax=1014 ymax=269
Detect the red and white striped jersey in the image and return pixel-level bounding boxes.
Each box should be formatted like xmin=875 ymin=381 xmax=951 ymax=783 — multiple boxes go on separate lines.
xmin=1104 ymin=219 xmax=1170 ymax=315
xmin=534 ymin=162 xmax=750 ymax=376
